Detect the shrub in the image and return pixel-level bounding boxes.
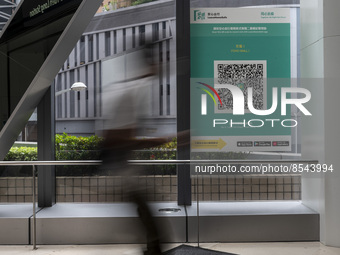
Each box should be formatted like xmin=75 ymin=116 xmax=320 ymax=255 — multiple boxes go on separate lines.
xmin=55 ymin=133 xmax=103 ymax=160
xmin=3 ymin=134 xmax=179 ymax=176
xmin=54 ymin=133 xmax=102 ymax=175
xmin=4 ymin=147 xmax=38 ymax=161
xmin=133 ymin=137 xmax=177 ymax=159
xmin=131 ymin=0 xmax=156 ymax=6
xmin=55 ymin=133 xmax=103 ymax=151
xmin=3 ymin=134 xmax=249 ymax=176
xmin=3 ymin=147 xmax=37 ymax=177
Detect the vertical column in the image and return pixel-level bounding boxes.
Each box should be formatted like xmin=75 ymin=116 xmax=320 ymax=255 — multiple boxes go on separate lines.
xmin=37 ymin=85 xmax=55 ymax=207
xmin=85 ymin=35 xmax=89 ymax=63
xmin=93 ymin=34 xmax=98 ymax=61
xmin=87 ymin=64 xmax=95 ymax=118
xmin=63 ymin=72 xmax=68 ymax=118
xmin=116 ymin=30 xmax=123 ymax=53
xmin=110 ymin=31 xmax=114 ymax=55
xmin=169 ymin=20 xmax=177 ymax=117
xmin=98 ymin=33 xmax=106 ymax=59
xmin=76 ymin=41 xmax=81 ymax=66
xmin=301 ymin=0 xmax=340 ymax=247
xmin=153 ymin=41 xmax=161 ymax=116
xmin=95 ymin=62 xmax=101 ymax=117
xmin=74 ymin=69 xmax=79 ymax=117
xmin=136 ymin=26 xmax=141 ymax=47
xmin=55 ymin=75 xmax=61 ymax=119
xmin=69 ymin=49 xmax=75 ymax=69
xmin=125 ymin=27 xmax=133 ymax=51
xmin=79 ymin=67 xmax=87 ymax=118
xmin=159 ymin=42 xmax=164 ymax=116
xmin=320 ymin=0 xmax=340 ymax=247
xmin=161 ymin=37 xmax=167 ymax=115
xmin=146 ymin=23 xmax=152 ymax=43
xmin=176 ymin=0 xmax=191 ymax=205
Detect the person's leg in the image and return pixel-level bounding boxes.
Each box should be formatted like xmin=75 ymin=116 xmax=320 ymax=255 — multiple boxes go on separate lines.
xmin=131 ymin=191 xmax=162 ymax=255
xmin=111 ymin=153 xmax=161 ymax=255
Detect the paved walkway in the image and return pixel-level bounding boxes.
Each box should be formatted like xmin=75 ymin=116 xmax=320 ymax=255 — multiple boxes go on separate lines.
xmin=0 ymin=242 xmax=340 ymax=255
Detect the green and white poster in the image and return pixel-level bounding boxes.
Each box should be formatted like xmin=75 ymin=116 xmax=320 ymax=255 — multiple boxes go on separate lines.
xmin=190 ymin=8 xmax=293 ymax=152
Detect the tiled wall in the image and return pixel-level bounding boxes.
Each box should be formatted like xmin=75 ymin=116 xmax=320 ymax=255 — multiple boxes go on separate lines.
xmin=0 ymin=175 xmax=301 ymax=203
xmin=192 ymin=175 xmax=301 ymax=201
xmin=0 ymin=177 xmax=35 ymax=203
xmin=56 ymin=175 xmax=178 ymax=202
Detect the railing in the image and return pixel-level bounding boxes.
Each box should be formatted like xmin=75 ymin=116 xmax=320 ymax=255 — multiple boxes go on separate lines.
xmin=0 ymin=159 xmax=318 ymax=249
xmin=0 ymin=161 xmax=101 ymax=250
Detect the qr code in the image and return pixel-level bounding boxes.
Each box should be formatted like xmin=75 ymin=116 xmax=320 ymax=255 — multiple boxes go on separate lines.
xmin=214 ymin=60 xmax=267 ymax=113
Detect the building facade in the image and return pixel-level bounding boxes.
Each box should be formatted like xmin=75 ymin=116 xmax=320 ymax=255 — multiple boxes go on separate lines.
xmin=55 ymin=0 xmax=176 ymax=137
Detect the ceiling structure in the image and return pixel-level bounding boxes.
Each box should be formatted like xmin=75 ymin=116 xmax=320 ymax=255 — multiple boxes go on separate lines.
xmin=0 ymin=0 xmax=18 ymax=31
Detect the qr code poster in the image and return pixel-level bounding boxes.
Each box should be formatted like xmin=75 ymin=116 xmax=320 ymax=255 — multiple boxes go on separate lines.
xmin=214 ymin=60 xmax=267 ymax=114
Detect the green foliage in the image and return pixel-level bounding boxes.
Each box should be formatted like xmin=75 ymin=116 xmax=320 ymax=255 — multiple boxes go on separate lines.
xmin=4 ymin=147 xmax=38 ymax=161
xmin=3 ymin=134 xmax=248 ymax=176
xmin=5 ymin=134 xmax=177 ymax=162
xmin=132 ymin=137 xmax=177 ymax=160
xmin=55 ymin=133 xmax=103 ymax=151
xmin=55 ymin=133 xmax=103 ymax=160
xmin=4 ymin=133 xmax=104 ymax=162
xmin=131 ymin=137 xmax=177 ymax=174
xmin=4 ymin=134 xmax=246 ymax=162
xmin=55 ymin=133 xmax=103 ymax=176
xmin=131 ymin=0 xmax=156 ymax=6
xmin=4 ymin=134 xmax=178 ymax=176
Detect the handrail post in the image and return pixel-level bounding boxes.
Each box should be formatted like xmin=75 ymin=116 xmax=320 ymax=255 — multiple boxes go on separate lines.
xmin=196 ymin=171 xmax=200 ymax=247
xmin=32 ymin=165 xmax=37 ymax=250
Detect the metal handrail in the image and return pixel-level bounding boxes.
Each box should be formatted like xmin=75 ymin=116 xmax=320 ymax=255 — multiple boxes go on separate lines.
xmin=0 ymin=159 xmax=319 ymax=165
xmin=0 ymin=160 xmax=97 ymax=250
xmin=128 ymin=159 xmax=319 ymax=164
xmin=0 ymin=160 xmax=101 ymax=166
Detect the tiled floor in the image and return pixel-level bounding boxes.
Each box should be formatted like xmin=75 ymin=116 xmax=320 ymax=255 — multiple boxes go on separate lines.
xmin=0 ymin=242 xmax=340 ymax=255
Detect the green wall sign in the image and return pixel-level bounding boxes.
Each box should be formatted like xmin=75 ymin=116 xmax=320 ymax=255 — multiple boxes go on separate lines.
xmin=190 ymin=8 xmax=292 ymax=152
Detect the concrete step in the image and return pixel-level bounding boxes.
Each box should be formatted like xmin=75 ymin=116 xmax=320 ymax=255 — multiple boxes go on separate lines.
xmin=0 ymin=201 xmax=319 ymax=245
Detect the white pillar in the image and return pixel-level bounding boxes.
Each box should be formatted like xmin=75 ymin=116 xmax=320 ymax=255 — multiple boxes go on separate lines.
xmin=301 ymin=0 xmax=340 ymax=246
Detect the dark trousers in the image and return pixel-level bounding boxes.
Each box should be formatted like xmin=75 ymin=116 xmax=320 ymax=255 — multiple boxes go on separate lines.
xmin=101 ymin=149 xmax=161 ymax=254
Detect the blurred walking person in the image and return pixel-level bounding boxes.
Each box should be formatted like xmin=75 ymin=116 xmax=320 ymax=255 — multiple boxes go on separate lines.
xmin=100 ymin=44 xmax=167 ymax=255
